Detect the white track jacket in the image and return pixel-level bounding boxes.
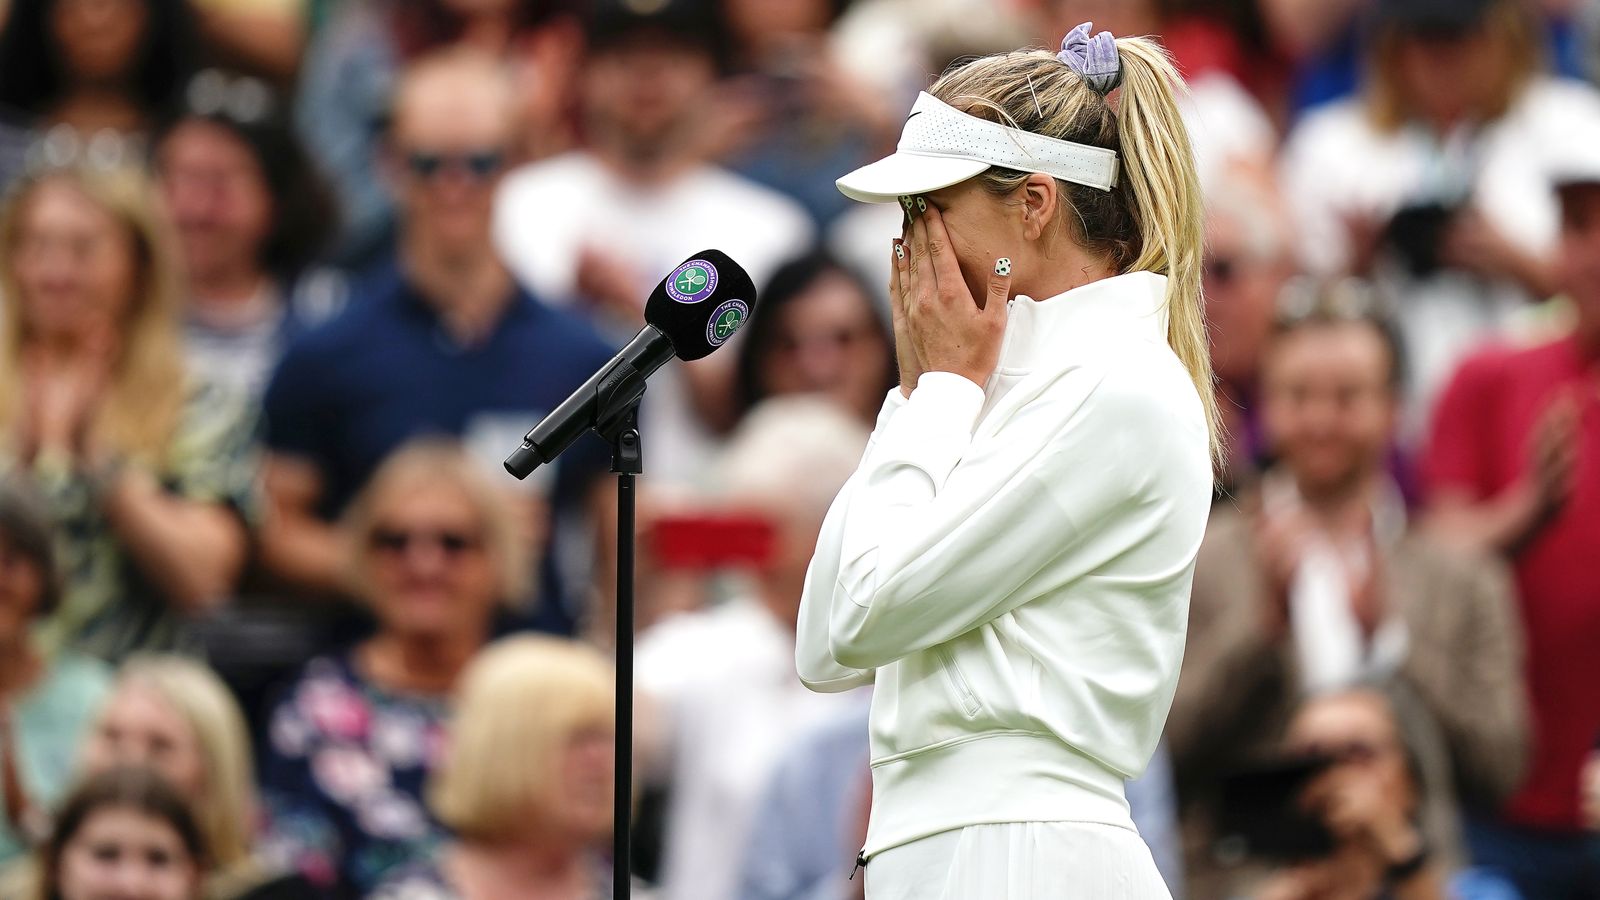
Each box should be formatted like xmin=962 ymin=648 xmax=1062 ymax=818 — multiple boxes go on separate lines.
xmin=796 ymin=271 xmax=1213 ymax=860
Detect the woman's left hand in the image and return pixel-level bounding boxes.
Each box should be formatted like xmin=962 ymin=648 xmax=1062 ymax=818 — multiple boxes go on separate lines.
xmin=903 ymin=201 xmax=1010 ymax=389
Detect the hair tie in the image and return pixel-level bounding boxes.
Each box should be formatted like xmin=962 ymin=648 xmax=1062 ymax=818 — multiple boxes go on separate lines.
xmin=1057 ymin=21 xmax=1122 ymax=95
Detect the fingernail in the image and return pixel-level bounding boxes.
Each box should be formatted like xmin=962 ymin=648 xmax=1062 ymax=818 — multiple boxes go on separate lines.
xmin=893 ymin=240 xmax=905 ymax=260
xmin=899 ymin=195 xmax=914 ymax=215
xmin=915 ymin=197 xmax=927 ymax=213
xmin=995 ymin=257 xmax=1012 ymax=276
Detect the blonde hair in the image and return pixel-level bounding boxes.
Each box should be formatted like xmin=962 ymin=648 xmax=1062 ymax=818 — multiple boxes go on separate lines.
xmin=1366 ymin=0 xmax=1539 ymax=132
xmin=929 ymin=38 xmax=1221 ymax=465
xmin=0 ymin=167 xmax=186 ymax=464
xmin=113 ymin=656 xmax=257 ymax=875
xmin=342 ymin=437 xmax=533 ymax=603
xmin=429 ymin=635 xmax=614 ymax=840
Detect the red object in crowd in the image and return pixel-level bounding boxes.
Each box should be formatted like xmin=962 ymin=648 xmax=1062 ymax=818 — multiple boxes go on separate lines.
xmin=1423 ymin=336 xmax=1600 ymax=831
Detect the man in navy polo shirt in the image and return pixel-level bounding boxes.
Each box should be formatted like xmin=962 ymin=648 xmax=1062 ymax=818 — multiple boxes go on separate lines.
xmin=259 ymin=49 xmax=616 ymax=633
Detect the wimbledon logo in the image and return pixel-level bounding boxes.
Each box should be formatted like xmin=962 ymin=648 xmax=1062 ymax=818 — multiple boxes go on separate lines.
xmin=666 ymin=259 xmax=719 ymax=303
xmin=706 ymin=299 xmax=749 ymax=347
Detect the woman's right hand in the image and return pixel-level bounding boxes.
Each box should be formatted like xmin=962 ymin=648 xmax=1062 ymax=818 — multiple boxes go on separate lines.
xmin=19 ymin=347 xmax=112 ymax=463
xmin=889 ymin=235 xmax=925 ymax=398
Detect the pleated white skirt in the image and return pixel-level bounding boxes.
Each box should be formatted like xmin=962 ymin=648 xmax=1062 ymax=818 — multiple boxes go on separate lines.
xmin=864 ymin=822 xmax=1173 ymax=900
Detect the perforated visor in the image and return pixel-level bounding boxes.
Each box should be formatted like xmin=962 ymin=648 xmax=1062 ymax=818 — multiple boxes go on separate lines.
xmin=837 ymin=92 xmax=1120 ymax=203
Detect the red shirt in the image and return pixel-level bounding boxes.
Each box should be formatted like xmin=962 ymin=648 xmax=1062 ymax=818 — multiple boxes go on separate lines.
xmin=1423 ymin=336 xmax=1600 ymax=830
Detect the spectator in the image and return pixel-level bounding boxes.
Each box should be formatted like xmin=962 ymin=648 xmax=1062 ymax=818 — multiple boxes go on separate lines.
xmin=730 ymin=251 xmax=896 ymax=428
xmin=0 ymin=166 xmax=254 ymax=662
xmin=371 ymin=635 xmax=616 ymax=899
xmin=1203 ymin=183 xmax=1298 ymax=487
xmin=1170 ymin=284 xmax=1528 ymax=898
xmin=69 ymin=656 xmax=312 ymax=900
xmin=0 ymin=478 xmax=112 ymax=866
xmin=1280 ymin=0 xmax=1600 ymax=437
xmin=295 ymin=0 xmax=581 ymax=264
xmin=635 ymin=396 xmax=867 ymax=900
xmin=0 ymin=0 xmax=199 ymax=193
xmin=493 ymin=0 xmax=814 ymax=481
xmin=36 ymin=767 xmax=206 ymax=900
xmin=259 ymin=439 xmax=529 ymax=898
xmin=154 ymin=70 xmax=345 ymax=406
xmin=736 ymin=694 xmax=872 ymax=900
xmin=1419 ymin=120 xmax=1600 ymax=899
xmin=1252 ymin=689 xmax=1518 ymax=900
xmin=260 ymin=49 xmax=614 ymax=631
xmin=716 ymin=0 xmax=895 ymax=226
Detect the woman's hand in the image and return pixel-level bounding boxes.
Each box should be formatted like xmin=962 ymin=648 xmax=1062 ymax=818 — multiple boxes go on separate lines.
xmin=888 ymin=237 xmax=924 ymax=397
xmin=18 ymin=342 xmax=114 ymax=464
xmin=898 ymin=199 xmax=1010 ymax=389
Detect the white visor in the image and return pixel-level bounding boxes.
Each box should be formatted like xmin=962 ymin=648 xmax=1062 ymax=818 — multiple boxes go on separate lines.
xmin=836 ymin=92 xmax=1121 ymax=203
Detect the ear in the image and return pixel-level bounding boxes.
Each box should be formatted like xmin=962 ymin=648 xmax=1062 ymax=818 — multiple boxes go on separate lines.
xmin=1019 ymin=173 xmax=1059 ymax=241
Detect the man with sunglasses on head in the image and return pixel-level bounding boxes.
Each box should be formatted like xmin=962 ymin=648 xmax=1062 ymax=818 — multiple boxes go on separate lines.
xmin=1167 ymin=283 xmax=1528 ymax=899
xmin=258 ymin=47 xmax=616 ymax=633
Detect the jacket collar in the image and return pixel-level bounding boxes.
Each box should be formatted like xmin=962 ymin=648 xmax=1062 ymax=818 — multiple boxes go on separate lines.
xmin=999 ymin=271 xmax=1170 ymax=371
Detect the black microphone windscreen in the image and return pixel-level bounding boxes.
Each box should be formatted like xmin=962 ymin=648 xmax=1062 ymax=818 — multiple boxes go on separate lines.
xmin=643 ymin=249 xmax=759 ymax=361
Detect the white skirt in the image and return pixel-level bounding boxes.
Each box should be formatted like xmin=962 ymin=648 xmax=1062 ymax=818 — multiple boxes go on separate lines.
xmin=865 ymin=822 xmax=1172 ymax=900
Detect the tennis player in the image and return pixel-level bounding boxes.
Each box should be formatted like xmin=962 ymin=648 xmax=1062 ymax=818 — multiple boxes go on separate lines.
xmin=795 ymin=23 xmax=1218 ymax=899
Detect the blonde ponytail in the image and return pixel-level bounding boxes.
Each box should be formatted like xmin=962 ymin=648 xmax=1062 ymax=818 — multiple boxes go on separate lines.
xmin=930 ymin=38 xmax=1222 ymax=468
xmin=1111 ymin=38 xmax=1221 ymax=466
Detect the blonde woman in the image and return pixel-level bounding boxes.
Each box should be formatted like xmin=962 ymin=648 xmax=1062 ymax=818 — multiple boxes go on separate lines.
xmin=796 ymin=22 xmax=1216 ymax=899
xmin=371 ymin=635 xmax=616 ymax=900
xmin=1 ymin=656 xmax=309 ymax=899
xmin=258 ymin=439 xmax=530 ymax=898
xmin=0 ymin=166 xmax=255 ymax=661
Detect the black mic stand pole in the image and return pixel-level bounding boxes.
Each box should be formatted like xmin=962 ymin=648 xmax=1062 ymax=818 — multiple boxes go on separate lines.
xmin=595 ymin=400 xmax=642 ymax=900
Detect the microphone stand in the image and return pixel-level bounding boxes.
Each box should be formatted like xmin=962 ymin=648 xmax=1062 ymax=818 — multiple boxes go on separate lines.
xmin=505 ymin=346 xmax=666 ymax=900
xmin=594 ymin=398 xmax=642 ymax=900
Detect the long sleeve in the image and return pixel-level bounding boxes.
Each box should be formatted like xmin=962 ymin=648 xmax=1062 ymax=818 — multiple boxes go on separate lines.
xmin=1399 ymin=551 xmax=1529 ymax=809
xmin=795 ymin=392 xmax=905 ymax=692
xmin=826 ymin=366 xmax=1194 ymax=670
xmin=1165 ymin=511 xmax=1292 ymax=776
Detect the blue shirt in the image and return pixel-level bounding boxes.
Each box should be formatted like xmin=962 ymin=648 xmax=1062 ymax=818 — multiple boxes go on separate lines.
xmin=262 ymin=263 xmax=617 ymax=626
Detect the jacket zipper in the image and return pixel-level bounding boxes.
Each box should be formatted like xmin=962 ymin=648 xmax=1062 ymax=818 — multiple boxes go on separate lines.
xmin=850 ymin=849 xmax=867 ymax=880
xmin=936 ymin=646 xmax=981 ymax=717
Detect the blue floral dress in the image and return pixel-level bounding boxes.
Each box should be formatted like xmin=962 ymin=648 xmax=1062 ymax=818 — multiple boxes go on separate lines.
xmin=259 ymin=653 xmax=449 ymax=898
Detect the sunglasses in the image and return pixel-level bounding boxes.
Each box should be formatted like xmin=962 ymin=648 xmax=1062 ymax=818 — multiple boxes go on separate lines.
xmin=1203 ymin=256 xmax=1237 ymax=286
xmin=369 ymin=527 xmax=484 ymax=557
xmin=402 ymin=149 xmax=506 ymax=182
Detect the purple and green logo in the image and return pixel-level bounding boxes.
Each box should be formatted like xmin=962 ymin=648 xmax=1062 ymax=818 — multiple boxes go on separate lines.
xmin=666 ymin=259 xmax=719 ymax=304
xmin=706 ymin=298 xmax=749 ymax=347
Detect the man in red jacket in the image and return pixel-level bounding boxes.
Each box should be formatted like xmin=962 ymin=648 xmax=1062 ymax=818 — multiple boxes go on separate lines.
xmin=1421 ymin=129 xmax=1600 ymax=897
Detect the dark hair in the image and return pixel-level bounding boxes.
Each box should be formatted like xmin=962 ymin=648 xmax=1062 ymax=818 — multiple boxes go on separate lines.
xmin=0 ymin=0 xmax=199 ymax=122
xmin=391 ymin=0 xmax=577 ymax=59
xmin=732 ymin=249 xmax=896 ymax=418
xmin=0 ymin=476 xmax=61 ymax=617
xmin=1268 ymin=278 xmax=1407 ymax=392
xmin=40 ymin=767 xmax=207 ymax=900
xmin=153 ymin=75 xmax=339 ymax=276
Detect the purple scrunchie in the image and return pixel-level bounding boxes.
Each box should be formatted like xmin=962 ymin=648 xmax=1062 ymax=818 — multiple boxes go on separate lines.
xmin=1057 ymin=21 xmax=1122 ymax=95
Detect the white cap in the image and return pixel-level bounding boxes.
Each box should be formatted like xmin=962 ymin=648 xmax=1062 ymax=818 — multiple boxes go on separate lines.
xmin=836 ymin=91 xmax=1120 ymax=203
xmin=1547 ymin=118 xmax=1600 ymax=190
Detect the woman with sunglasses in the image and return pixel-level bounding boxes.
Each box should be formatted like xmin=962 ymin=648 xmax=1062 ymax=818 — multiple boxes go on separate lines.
xmin=258 ymin=438 xmax=532 ymax=899
xmin=796 ymin=22 xmax=1217 ymax=900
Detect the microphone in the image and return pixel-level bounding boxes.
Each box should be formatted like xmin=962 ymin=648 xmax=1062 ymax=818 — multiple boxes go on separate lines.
xmin=504 ymin=249 xmax=758 ymax=478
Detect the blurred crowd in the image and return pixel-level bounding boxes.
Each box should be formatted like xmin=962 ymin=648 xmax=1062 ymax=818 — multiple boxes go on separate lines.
xmin=0 ymin=0 xmax=1596 ymax=898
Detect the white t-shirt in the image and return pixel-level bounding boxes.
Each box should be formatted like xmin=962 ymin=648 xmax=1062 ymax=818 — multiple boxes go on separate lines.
xmin=493 ymin=153 xmax=814 ymax=482
xmin=636 ymin=597 xmax=851 ymax=900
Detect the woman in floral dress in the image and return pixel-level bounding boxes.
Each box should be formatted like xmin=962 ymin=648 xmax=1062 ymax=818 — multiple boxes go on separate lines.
xmin=258 ymin=439 xmax=532 ymax=898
